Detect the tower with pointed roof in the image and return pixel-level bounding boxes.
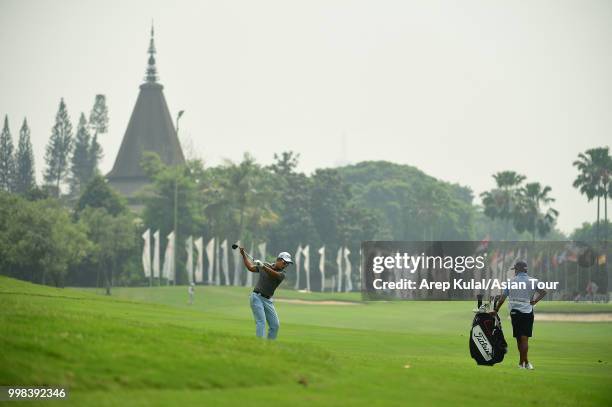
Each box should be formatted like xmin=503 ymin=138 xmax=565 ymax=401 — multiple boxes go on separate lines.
xmin=107 ymin=25 xmax=185 ymax=200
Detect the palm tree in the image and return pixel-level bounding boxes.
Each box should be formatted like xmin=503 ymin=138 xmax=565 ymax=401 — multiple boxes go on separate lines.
xmin=206 ymin=153 xmax=278 ymax=242
xmin=513 ymin=182 xmax=559 ymax=242
xmin=573 ymin=147 xmax=612 ymax=242
xmin=480 ymin=171 xmax=526 ymax=240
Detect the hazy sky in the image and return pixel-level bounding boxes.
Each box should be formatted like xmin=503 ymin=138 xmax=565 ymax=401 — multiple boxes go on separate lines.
xmin=1 ymin=0 xmax=611 ymax=234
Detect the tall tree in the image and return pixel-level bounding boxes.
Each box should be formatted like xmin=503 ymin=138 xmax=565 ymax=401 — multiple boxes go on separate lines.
xmin=513 ymin=182 xmax=559 ymax=241
xmin=0 ymin=115 xmax=15 ymax=192
xmin=14 ymin=118 xmax=36 ymax=194
xmin=267 ymin=151 xmax=318 ymax=254
xmin=88 ymin=134 xmax=102 ymax=177
xmin=70 ymin=113 xmax=92 ymax=196
xmin=480 ymin=171 xmax=526 ymax=239
xmin=44 ymin=98 xmax=73 ymax=197
xmin=573 ymin=147 xmax=611 ymax=242
xmin=221 ymin=154 xmax=276 ymax=240
xmin=199 ymin=153 xmax=277 ymax=243
xmin=88 ymin=94 xmax=107 ymax=175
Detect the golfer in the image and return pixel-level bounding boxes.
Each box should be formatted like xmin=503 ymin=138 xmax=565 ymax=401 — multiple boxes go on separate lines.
xmin=240 ymin=247 xmax=293 ymax=340
xmin=494 ymin=261 xmax=547 ymax=370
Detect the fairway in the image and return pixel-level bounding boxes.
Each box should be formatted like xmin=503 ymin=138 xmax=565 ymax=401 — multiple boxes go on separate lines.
xmin=1 ymin=276 xmax=611 ymax=406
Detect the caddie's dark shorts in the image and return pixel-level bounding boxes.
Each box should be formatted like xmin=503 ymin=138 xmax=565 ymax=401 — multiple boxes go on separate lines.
xmin=510 ymin=309 xmax=534 ymax=338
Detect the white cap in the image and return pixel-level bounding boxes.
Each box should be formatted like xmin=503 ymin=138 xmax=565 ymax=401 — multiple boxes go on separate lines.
xmin=277 ymin=252 xmax=293 ymax=264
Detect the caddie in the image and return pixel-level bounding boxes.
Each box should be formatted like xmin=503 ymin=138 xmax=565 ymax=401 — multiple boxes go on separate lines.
xmin=494 ymin=260 xmax=547 ymax=370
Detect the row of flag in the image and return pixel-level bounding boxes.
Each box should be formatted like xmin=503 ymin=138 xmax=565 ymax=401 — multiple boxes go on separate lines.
xmin=478 ymin=237 xmax=607 ymax=269
xmin=141 ymin=230 xmax=176 ymax=282
xmin=292 ymin=245 xmax=353 ymax=292
xmin=141 ymin=229 xmax=357 ymax=291
xmin=485 ymin=246 xmax=607 ymax=274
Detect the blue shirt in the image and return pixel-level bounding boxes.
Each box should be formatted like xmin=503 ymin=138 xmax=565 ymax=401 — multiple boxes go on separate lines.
xmin=503 ymin=272 xmax=538 ymax=313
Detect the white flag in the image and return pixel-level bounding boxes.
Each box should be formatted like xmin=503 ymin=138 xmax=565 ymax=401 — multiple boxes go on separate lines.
xmin=221 ymin=239 xmax=230 ymax=285
xmin=318 ymin=246 xmax=325 ymax=292
xmin=185 ymin=236 xmax=193 ymax=284
xmin=232 ymin=240 xmax=242 ymax=286
xmin=141 ymin=229 xmax=151 ymax=278
xmin=205 ymin=238 xmax=215 ymax=285
xmin=215 ymin=238 xmax=221 ymax=285
xmin=303 ymin=245 xmax=310 ymax=292
xmin=194 ymin=237 xmax=204 ymax=283
xmin=153 ymin=230 xmax=160 ymax=278
xmin=344 ymin=247 xmax=352 ymax=292
xmin=336 ymin=247 xmax=343 ymax=292
xmin=294 ymin=244 xmax=303 ymax=290
xmin=162 ymin=231 xmax=175 ymax=282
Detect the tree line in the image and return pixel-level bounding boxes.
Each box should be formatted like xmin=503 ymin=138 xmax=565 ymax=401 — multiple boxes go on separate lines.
xmin=572 ymin=147 xmax=611 ymax=244
xmin=0 ymin=95 xmax=108 ymax=200
xmin=0 ymin=174 xmax=137 ymax=290
xmin=479 ymin=171 xmax=559 ymax=242
xmin=1 ymin=95 xmax=609 ymax=291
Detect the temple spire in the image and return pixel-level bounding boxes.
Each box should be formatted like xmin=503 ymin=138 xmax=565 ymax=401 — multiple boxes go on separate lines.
xmin=108 ymin=22 xmax=185 ymax=201
xmin=145 ymin=22 xmax=158 ymax=83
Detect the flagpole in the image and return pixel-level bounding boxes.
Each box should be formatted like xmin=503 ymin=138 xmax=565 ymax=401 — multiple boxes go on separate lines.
xmin=564 ymin=258 xmax=568 ymax=296
xmin=174 ymin=110 xmax=185 ymax=287
xmin=576 ymin=260 xmax=579 ymax=295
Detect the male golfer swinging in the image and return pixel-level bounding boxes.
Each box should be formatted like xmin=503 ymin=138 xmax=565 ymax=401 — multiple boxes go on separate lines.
xmin=494 ymin=261 xmax=547 ymax=370
xmin=240 ymin=247 xmax=293 ymax=340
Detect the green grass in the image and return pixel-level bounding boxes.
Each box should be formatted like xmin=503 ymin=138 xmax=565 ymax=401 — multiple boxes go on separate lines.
xmin=531 ymin=301 xmax=612 ymax=313
xmin=1 ymin=276 xmax=611 ymax=406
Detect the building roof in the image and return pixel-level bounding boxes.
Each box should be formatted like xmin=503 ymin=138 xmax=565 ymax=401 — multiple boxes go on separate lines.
xmin=107 ymin=25 xmax=185 ymax=182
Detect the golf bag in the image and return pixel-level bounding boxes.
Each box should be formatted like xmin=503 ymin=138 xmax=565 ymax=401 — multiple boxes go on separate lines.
xmin=469 ymin=295 xmax=507 ymax=366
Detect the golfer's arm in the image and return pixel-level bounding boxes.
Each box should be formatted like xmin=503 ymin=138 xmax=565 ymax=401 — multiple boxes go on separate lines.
xmin=242 ymin=254 xmax=257 ymax=272
xmin=494 ymin=294 xmax=506 ymax=312
xmin=532 ymin=289 xmax=547 ymax=305
xmin=261 ymin=264 xmax=283 ymax=280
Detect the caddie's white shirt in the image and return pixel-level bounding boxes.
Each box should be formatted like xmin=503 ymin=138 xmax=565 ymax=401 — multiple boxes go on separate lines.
xmin=503 ymin=272 xmax=538 ymax=313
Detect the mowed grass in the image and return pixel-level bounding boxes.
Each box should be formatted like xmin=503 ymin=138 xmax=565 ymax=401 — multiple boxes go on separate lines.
xmin=0 ymin=276 xmax=611 ymax=406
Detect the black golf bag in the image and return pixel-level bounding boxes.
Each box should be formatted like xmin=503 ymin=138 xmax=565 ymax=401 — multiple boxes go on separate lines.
xmin=469 ymin=295 xmax=507 ymax=366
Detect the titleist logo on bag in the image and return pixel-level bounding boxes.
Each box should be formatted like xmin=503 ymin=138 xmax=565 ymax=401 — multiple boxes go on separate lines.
xmin=471 ymin=325 xmax=493 ymax=361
